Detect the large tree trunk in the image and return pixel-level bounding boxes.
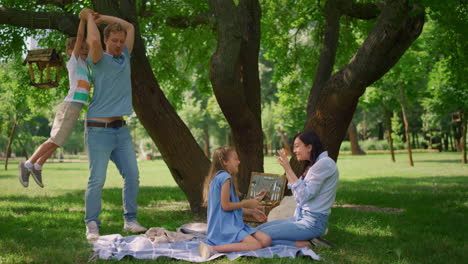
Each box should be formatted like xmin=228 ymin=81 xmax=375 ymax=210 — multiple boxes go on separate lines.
xmin=348 ymin=120 xmax=366 ymax=155
xmin=384 ymin=108 xmax=396 ymax=162
xmin=303 ymin=0 xmax=424 ymax=165
xmin=399 ymin=86 xmax=414 ymax=167
xmin=208 ymin=0 xmax=264 ymax=194
xmin=203 ymin=124 xmax=211 ymax=158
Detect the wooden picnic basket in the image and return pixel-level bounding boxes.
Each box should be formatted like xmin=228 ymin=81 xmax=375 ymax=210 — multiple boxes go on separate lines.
xmin=243 ymin=172 xmax=287 ymax=223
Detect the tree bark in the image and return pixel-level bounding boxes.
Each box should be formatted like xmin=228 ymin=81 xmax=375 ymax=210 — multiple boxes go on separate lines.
xmin=304 ymin=0 xmax=424 ymax=163
xmin=0 ymin=7 xmax=79 ymax=36
xmin=384 ymin=108 xmax=396 ymax=162
xmin=348 ymin=121 xmax=366 ymax=155
xmin=90 ymin=0 xmax=210 ymax=213
xmin=203 ymin=123 xmax=210 ymax=158
xmin=208 ymin=0 xmax=264 ymax=194
xmin=399 ymin=86 xmax=414 ymax=167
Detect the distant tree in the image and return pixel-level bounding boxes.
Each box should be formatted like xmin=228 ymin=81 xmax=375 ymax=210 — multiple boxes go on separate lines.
xmin=421 ymin=0 xmax=468 ymax=163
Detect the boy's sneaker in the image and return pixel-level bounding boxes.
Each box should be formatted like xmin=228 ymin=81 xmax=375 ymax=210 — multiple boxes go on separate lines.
xmin=30 ymin=167 xmax=44 ymax=188
xmin=86 ymin=221 xmax=100 ymax=241
xmin=18 ymin=162 xmax=30 ymax=187
xmin=123 ymin=220 xmax=147 ymax=233
xmin=310 ymin=237 xmax=334 ymax=248
xmin=199 ymin=242 xmax=217 ymax=259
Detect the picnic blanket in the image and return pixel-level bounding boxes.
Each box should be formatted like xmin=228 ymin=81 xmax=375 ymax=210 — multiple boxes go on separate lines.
xmin=91 ymin=234 xmax=320 ymax=262
xmin=145 ymin=227 xmax=197 ymax=243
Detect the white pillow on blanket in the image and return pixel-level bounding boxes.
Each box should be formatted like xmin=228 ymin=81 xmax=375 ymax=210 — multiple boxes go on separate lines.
xmin=267 ymin=196 xmax=295 ymax=222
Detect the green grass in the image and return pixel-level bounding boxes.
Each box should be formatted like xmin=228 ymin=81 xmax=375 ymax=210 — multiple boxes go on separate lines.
xmin=0 ymin=152 xmax=466 ymax=263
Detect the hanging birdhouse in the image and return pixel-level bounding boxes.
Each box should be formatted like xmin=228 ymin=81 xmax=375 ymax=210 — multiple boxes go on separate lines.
xmin=451 ymin=111 xmax=462 ymax=123
xmin=23 ymin=48 xmax=63 ymax=89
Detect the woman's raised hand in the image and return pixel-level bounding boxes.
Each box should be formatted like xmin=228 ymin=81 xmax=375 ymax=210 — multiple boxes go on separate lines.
xmin=242 ymin=198 xmax=262 ymax=210
xmin=275 ymin=149 xmax=291 ymax=170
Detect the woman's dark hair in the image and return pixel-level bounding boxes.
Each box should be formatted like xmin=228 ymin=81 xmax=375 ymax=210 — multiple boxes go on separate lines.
xmin=293 ymin=131 xmax=325 ymax=166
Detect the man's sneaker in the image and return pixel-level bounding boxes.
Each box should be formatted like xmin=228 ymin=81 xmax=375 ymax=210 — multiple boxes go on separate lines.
xmin=199 ymin=242 xmax=217 ymax=259
xmin=86 ymin=221 xmax=100 ymax=241
xmin=18 ymin=162 xmax=30 ymax=187
xmin=123 ymin=220 xmax=147 ymax=233
xmin=310 ymin=237 xmax=334 ymax=248
xmin=30 ymin=167 xmax=44 ymax=188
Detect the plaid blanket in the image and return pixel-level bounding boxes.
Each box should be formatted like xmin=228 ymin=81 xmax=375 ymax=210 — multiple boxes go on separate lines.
xmin=92 ymin=234 xmax=320 ymax=262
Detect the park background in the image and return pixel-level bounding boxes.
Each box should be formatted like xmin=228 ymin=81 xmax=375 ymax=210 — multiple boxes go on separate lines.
xmin=0 ymin=0 xmax=467 ymax=263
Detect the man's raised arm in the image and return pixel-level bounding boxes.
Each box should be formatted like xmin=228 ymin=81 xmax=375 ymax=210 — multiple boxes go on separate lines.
xmin=80 ymin=8 xmax=103 ymax=64
xmin=95 ymin=15 xmax=135 ymax=53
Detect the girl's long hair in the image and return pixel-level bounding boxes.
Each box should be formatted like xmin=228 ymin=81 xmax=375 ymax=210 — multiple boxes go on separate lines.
xmin=202 ymin=146 xmax=240 ymax=206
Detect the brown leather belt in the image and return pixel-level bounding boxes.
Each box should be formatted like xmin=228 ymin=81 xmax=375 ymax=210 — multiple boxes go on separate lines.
xmin=87 ymin=120 xmax=126 ymax=128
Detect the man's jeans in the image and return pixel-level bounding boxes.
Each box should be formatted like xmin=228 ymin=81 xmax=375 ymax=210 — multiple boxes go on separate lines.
xmin=84 ymin=125 xmax=139 ymax=224
xmin=257 ymin=211 xmax=328 ymax=246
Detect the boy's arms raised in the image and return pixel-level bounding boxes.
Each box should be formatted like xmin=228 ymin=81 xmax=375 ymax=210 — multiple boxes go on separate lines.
xmin=72 ymin=19 xmax=85 ymax=59
xmin=94 ymin=15 xmax=135 ymax=53
xmin=80 ymin=8 xmax=103 ymax=64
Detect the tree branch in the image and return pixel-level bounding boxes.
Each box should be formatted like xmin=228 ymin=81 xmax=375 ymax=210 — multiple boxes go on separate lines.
xmin=340 ymin=1 xmax=381 ymax=20
xmin=166 ymin=11 xmax=214 ymax=28
xmin=333 ymin=1 xmax=424 ymax=96
xmin=306 ymin=0 xmax=341 ymax=115
xmin=0 ymin=7 xmax=78 ymax=36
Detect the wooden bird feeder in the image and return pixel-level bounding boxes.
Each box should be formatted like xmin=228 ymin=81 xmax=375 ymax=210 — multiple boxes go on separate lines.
xmin=23 ymin=48 xmax=63 ymax=89
xmin=451 ymin=111 xmax=462 ymax=123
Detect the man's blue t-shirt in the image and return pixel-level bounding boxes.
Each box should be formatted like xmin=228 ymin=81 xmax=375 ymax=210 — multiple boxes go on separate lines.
xmin=86 ymin=46 xmax=132 ymax=118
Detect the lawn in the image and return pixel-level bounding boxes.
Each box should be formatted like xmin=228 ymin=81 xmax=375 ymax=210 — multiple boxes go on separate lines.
xmin=0 ymin=152 xmax=466 ymax=264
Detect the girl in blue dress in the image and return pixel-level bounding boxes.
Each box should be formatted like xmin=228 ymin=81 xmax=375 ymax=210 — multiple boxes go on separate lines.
xmin=199 ymin=146 xmax=271 ymax=259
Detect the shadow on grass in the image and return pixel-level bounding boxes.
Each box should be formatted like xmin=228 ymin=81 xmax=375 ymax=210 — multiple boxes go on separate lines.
xmin=416 ymin=159 xmax=464 ymax=164
xmin=0 ymin=173 xmax=15 ymax=179
xmin=322 ymin=175 xmax=467 ymax=264
xmin=1 ymin=176 xmax=466 ymax=263
xmin=0 ymin=186 xmax=196 ymax=264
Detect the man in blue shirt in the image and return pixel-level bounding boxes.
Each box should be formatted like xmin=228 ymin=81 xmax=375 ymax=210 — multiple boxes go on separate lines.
xmin=81 ymin=8 xmax=147 ymax=240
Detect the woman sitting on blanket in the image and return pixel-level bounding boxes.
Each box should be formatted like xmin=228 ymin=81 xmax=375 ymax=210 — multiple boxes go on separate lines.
xmin=257 ymin=131 xmax=339 ymax=248
xmin=199 ymin=146 xmax=271 ymax=259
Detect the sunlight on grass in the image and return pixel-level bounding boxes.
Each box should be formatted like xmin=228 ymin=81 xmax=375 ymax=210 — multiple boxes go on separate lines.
xmin=0 ymin=152 xmax=466 ymax=263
